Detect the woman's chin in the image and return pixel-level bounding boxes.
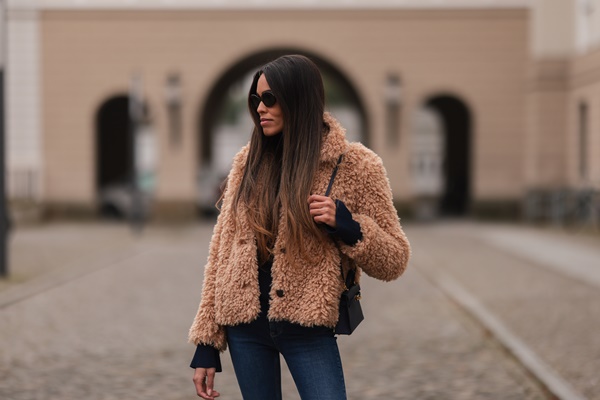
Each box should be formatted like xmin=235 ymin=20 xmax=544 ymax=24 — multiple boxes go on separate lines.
xmin=262 ymin=129 xmax=281 ymax=137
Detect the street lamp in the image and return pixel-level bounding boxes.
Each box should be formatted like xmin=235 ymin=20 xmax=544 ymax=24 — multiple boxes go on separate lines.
xmin=0 ymin=0 xmax=9 ymax=277
xmin=165 ymin=72 xmax=182 ymax=148
xmin=384 ymin=73 xmax=402 ymax=147
xmin=129 ymin=72 xmax=145 ymax=233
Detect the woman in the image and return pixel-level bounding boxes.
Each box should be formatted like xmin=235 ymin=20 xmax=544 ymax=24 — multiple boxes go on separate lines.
xmin=189 ymin=55 xmax=410 ymax=400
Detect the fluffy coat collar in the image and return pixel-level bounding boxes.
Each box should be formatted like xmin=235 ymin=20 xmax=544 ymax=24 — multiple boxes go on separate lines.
xmin=320 ymin=112 xmax=350 ymax=164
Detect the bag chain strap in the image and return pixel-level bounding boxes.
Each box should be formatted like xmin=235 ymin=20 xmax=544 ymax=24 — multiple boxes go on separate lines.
xmin=323 ymin=154 xmax=357 ymax=289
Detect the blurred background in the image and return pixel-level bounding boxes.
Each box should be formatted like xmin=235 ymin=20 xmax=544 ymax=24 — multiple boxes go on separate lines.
xmin=3 ymin=0 xmax=597 ymax=225
xmin=1 ymin=0 xmax=600 ymax=399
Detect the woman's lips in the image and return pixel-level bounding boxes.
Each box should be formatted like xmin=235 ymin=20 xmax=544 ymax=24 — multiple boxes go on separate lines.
xmin=260 ymin=119 xmax=273 ymax=126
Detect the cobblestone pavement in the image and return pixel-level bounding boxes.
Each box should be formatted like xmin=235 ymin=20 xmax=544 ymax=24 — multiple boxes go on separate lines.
xmin=0 ymin=222 xmax=136 ymax=292
xmin=408 ymin=222 xmax=600 ymax=400
xmin=0 ymin=221 xmax=557 ymax=399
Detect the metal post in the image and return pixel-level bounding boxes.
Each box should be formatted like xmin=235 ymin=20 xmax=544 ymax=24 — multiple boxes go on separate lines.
xmin=0 ymin=66 xmax=7 ymax=278
xmin=165 ymin=72 xmax=182 ymax=148
xmin=0 ymin=0 xmax=9 ymax=278
xmin=384 ymin=73 xmax=401 ymax=147
xmin=129 ymin=73 xmax=144 ymax=233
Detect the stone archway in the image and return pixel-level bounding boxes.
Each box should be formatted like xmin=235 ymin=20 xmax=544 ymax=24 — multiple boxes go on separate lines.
xmin=196 ymin=48 xmax=369 ymax=214
xmin=95 ymin=95 xmax=132 ymax=218
xmin=96 ymin=95 xmax=131 ymax=191
xmin=413 ymin=94 xmax=472 ymax=217
xmin=95 ymin=94 xmax=154 ymax=220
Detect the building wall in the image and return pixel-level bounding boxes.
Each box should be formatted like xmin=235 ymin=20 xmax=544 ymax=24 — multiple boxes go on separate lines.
xmin=568 ymin=48 xmax=600 ymax=188
xmin=526 ymin=0 xmax=600 ymax=192
xmin=525 ymin=60 xmax=569 ymax=188
xmin=575 ymin=0 xmax=600 ymax=55
xmin=39 ymin=8 xmax=529 ymax=216
xmin=525 ymin=0 xmax=575 ymax=192
xmin=6 ymin=9 xmax=43 ymax=201
xmin=530 ymin=0 xmax=576 ymax=58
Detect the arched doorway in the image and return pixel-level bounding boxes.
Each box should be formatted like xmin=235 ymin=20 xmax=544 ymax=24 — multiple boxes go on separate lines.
xmin=95 ymin=95 xmax=132 ymax=218
xmin=95 ymin=95 xmax=155 ymax=219
xmin=413 ymin=95 xmax=471 ymax=217
xmin=96 ymin=96 xmax=131 ymax=188
xmin=196 ymin=48 xmax=369 ymax=215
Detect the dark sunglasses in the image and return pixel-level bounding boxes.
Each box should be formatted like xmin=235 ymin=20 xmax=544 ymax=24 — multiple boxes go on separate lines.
xmin=250 ymin=91 xmax=277 ymax=109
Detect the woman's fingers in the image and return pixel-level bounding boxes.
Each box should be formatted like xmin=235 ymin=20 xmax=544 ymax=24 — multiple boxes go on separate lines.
xmin=206 ymin=369 xmax=219 ymax=398
xmin=193 ymin=368 xmax=220 ymax=399
xmin=200 ymin=389 xmax=221 ymax=399
xmin=308 ymin=195 xmax=335 ymax=212
xmin=308 ymin=194 xmax=331 ymax=204
xmin=193 ymin=368 xmax=207 ymax=398
xmin=308 ymin=195 xmax=336 ymax=228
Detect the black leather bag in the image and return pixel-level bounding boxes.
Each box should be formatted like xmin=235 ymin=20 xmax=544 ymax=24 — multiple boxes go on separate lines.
xmin=335 ymin=268 xmax=364 ymax=335
xmin=325 ymin=154 xmax=364 ymax=335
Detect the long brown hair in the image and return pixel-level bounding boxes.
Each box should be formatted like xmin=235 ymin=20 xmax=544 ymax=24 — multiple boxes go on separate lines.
xmin=232 ymin=55 xmax=327 ymax=263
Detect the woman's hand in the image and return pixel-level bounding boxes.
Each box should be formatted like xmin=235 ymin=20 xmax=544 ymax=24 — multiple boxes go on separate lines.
xmin=308 ymin=195 xmax=336 ymax=228
xmin=193 ymin=368 xmax=220 ymax=399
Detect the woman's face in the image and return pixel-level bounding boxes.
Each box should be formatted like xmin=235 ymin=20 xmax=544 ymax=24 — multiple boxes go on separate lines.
xmin=255 ymin=74 xmax=284 ymax=136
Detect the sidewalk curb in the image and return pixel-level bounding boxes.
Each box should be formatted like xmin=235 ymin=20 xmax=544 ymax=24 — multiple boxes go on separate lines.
xmin=416 ymin=264 xmax=588 ymax=400
xmin=474 ymin=226 xmax=600 ymax=290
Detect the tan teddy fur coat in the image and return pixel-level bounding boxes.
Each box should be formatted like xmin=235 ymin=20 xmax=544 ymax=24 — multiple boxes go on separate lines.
xmin=189 ymin=113 xmax=411 ymax=351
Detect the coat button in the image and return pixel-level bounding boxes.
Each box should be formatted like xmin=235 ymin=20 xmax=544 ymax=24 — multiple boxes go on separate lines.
xmin=276 ymin=289 xmax=285 ymax=297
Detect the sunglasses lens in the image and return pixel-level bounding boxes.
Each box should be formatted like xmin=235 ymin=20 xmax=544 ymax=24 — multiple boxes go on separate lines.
xmin=262 ymin=92 xmax=276 ymax=107
xmin=250 ymin=92 xmax=277 ymax=109
xmin=250 ymin=94 xmax=261 ymax=110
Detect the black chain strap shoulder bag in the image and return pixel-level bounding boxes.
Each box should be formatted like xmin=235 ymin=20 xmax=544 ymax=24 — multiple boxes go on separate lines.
xmin=324 ymin=154 xmax=364 ymax=335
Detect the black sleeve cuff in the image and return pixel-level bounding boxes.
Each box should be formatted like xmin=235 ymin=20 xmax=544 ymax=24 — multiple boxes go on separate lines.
xmin=190 ymin=344 xmax=222 ymax=372
xmin=325 ymin=199 xmax=363 ymax=246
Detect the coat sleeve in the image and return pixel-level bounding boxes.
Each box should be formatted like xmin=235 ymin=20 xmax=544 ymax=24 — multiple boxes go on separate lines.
xmin=187 ymin=206 xmax=228 ymax=351
xmin=336 ymin=147 xmax=411 ymax=282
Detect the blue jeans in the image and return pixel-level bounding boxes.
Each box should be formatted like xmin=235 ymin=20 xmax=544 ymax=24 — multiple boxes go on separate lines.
xmin=226 ymin=311 xmax=347 ymax=400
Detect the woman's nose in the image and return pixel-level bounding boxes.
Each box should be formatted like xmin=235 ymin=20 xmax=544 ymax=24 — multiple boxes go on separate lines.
xmin=256 ymin=101 xmax=267 ymax=113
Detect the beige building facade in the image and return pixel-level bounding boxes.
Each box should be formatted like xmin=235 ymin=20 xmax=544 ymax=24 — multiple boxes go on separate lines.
xmin=5 ymin=0 xmax=600 ymax=221
xmin=525 ymin=0 xmax=600 ymax=222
